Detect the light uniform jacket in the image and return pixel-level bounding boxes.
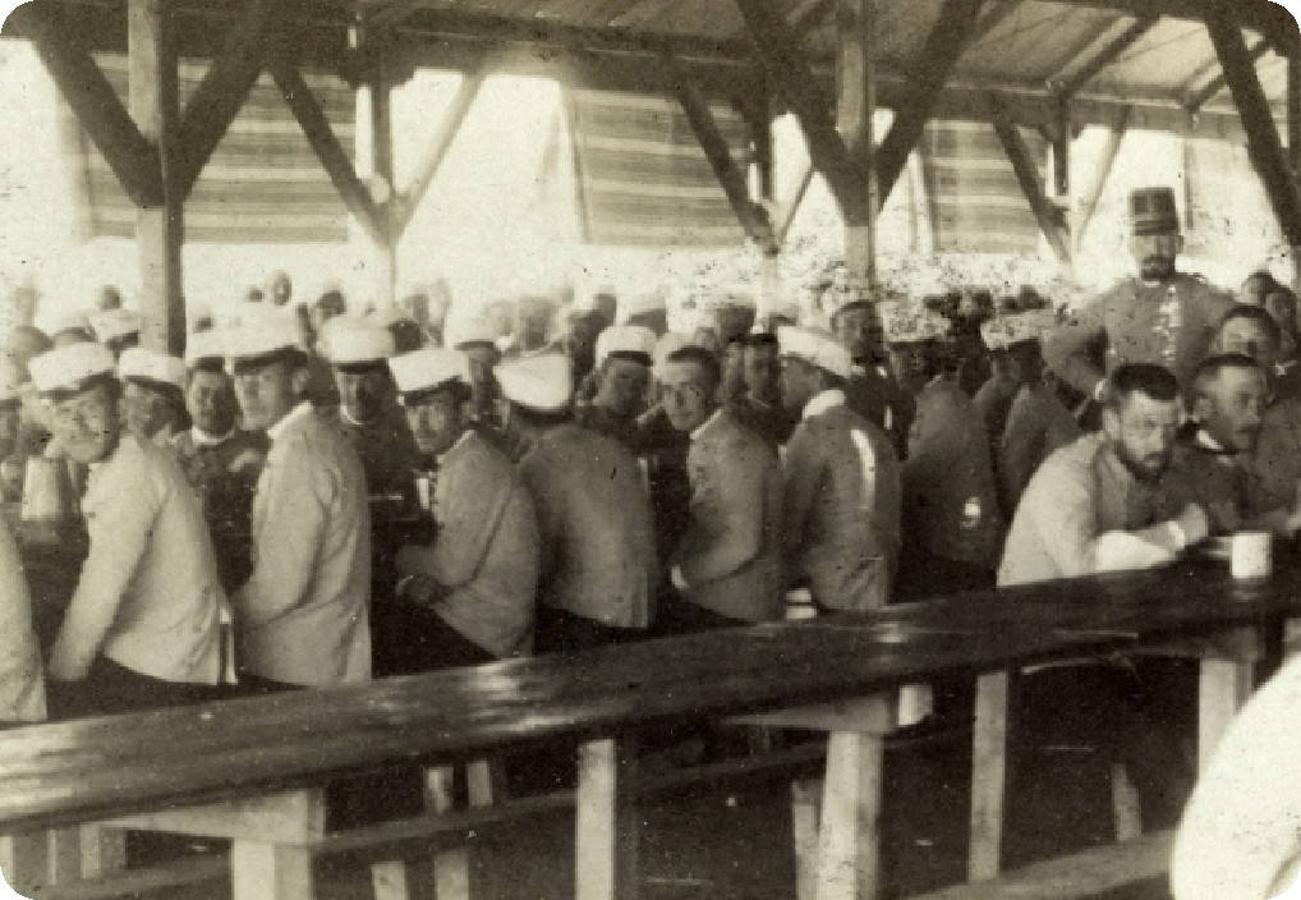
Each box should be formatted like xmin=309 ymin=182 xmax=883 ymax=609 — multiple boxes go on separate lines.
xmin=1043 ymin=272 xmax=1235 ymax=396
xmin=998 ymin=431 xmax=1189 ymax=586
xmin=1250 ymin=396 xmax=1301 ymax=514
xmin=52 ymin=434 xmax=224 ymax=684
xmin=903 ymin=377 xmax=1004 ymax=570
xmin=997 ymin=383 xmax=1081 ymax=516
xmin=783 ymin=390 xmax=901 ymax=611
xmin=409 ymin=430 xmax=539 ymax=658
xmin=0 ymin=516 xmax=45 ymax=721
xmin=675 ymin=408 xmax=783 ymax=622
xmin=519 ymin=424 xmax=658 ymax=629
xmin=235 ymin=402 xmax=371 ymax=686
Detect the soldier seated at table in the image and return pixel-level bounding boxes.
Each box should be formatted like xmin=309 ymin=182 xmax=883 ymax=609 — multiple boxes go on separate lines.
xmin=1174 ymin=354 xmax=1301 ymax=537
xmin=119 ymin=347 xmax=190 ymax=447
xmin=170 ymin=331 xmax=267 ymax=596
xmin=388 ymin=347 xmax=539 ymax=670
xmin=777 ymin=325 xmax=900 ymax=611
xmin=29 ymin=342 xmax=224 ymax=717
xmin=501 ymin=353 xmax=658 ymax=652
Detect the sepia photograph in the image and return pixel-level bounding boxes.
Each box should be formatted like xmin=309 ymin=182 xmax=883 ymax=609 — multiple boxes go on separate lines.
xmin=0 ymin=0 xmax=1299 ymax=897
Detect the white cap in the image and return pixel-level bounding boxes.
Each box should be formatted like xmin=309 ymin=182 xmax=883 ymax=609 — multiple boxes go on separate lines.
xmin=184 ymin=330 xmax=226 ymax=368
xmin=28 ymin=342 xmax=116 ymax=395
xmin=0 ymin=359 xmax=20 ymax=404
xmin=223 ymin=307 xmax=305 ymax=363
xmin=777 ymin=326 xmax=853 ymax=379
xmin=595 ymin=325 xmax=656 ymax=368
xmin=367 ymin=305 xmax=415 ymax=330
xmin=496 ymin=353 xmax=572 ymax=414
xmin=653 ymin=331 xmax=717 ymax=373
xmin=444 ymin=315 xmax=498 ymax=350
xmin=50 ymin=309 xmax=93 ymax=337
xmin=979 ymin=309 xmax=1057 ymax=351
xmin=878 ymin=301 xmax=950 ymax=345
xmin=388 ymin=348 xmax=470 ymax=399
xmin=88 ymin=308 xmax=142 ymax=344
xmin=320 ymin=316 xmax=396 ymax=367
xmin=118 ymin=347 xmax=186 ymax=391
xmin=617 ymin=290 xmax=665 ymax=325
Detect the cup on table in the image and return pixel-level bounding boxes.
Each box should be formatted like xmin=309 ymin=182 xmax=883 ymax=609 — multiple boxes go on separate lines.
xmin=1230 ymin=531 xmax=1272 ymax=581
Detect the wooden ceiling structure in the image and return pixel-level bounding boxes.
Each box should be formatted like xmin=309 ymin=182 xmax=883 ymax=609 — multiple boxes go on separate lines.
xmin=2 ymin=0 xmax=1299 ymax=352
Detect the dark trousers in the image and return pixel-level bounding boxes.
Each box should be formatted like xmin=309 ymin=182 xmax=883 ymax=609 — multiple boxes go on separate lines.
xmin=535 ymin=607 xmax=649 ymax=655
xmin=654 ymin=592 xmax=748 ymax=636
xmin=48 ymin=657 xmax=220 ymax=720
xmin=377 ymin=606 xmax=495 ymax=676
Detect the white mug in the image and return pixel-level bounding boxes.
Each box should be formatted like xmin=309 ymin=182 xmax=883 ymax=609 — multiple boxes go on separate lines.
xmin=1231 ymin=531 xmax=1272 ymax=580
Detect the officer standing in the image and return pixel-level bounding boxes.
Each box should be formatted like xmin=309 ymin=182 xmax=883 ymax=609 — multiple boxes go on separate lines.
xmin=29 ymin=342 xmax=224 ymax=716
xmin=1044 ymin=187 xmax=1235 ymax=398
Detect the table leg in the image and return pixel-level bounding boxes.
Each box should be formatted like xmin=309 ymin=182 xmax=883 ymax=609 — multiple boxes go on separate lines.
xmin=427 ymin=765 xmax=470 ymax=900
xmin=230 ymin=842 xmax=314 ymax=900
xmin=969 ymin=670 xmax=1010 ymax=882
xmin=1198 ymin=657 xmax=1253 ymax=774
xmin=791 ymin=778 xmax=821 ymax=900
xmin=0 ymin=831 xmax=49 ymax=894
xmin=575 ymin=736 xmax=638 ymax=900
xmin=814 ymin=730 xmax=885 ymax=900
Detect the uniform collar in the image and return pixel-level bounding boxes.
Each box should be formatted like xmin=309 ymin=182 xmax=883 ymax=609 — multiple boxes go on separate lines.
xmin=690 ymin=407 xmax=725 ymax=441
xmin=266 ymin=401 xmax=314 ymax=443
xmin=437 ymin=428 xmax=474 ymax=464
xmin=802 ymin=389 xmax=845 ymax=421
xmin=190 ymin=426 xmax=235 ymax=448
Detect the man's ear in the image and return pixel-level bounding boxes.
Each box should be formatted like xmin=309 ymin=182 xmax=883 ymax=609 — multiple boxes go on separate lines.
xmin=290 ymin=366 xmax=312 ymax=398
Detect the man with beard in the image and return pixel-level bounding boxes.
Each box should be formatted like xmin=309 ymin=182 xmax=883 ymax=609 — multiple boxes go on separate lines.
xmin=171 ymin=331 xmax=267 ymax=596
xmin=999 ymin=364 xmax=1208 ymax=584
xmin=1044 ymin=187 xmax=1234 ymax=398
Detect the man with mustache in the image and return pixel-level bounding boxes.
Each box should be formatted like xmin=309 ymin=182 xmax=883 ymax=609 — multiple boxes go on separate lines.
xmin=1044 ymin=187 xmax=1234 ymax=398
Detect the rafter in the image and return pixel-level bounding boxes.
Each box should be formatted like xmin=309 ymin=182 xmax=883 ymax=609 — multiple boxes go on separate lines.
xmin=1075 ymin=104 xmax=1131 ymax=245
xmin=875 ymin=0 xmax=985 ymax=209
xmin=969 ymin=0 xmax=1025 ymax=45
xmin=988 ymin=93 xmax=1071 ymax=263
xmin=1056 ymin=15 xmax=1158 ymax=99
xmin=8 ymin=3 xmax=163 ymax=208
xmin=1183 ymin=37 xmax=1271 ymax=113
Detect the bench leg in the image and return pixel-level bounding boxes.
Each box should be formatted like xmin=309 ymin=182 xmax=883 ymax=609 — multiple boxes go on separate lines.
xmin=1110 ymin=763 xmax=1143 ymax=842
xmin=230 ymin=842 xmax=313 ymax=900
xmin=576 ymin=736 xmax=638 ymax=900
xmin=427 ymin=765 xmax=470 ymax=900
xmin=969 ymin=670 xmax=1010 ymax=882
xmin=814 ymin=729 xmax=885 ymax=900
xmin=1198 ymin=657 xmax=1253 ymax=774
xmin=791 ymin=778 xmax=822 ymax=900
xmin=0 ymin=832 xmax=50 ymax=894
xmin=371 ymin=860 xmax=411 ymax=900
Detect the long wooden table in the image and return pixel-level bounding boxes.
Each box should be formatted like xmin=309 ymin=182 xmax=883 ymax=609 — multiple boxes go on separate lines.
xmin=0 ymin=559 xmax=1296 ymax=899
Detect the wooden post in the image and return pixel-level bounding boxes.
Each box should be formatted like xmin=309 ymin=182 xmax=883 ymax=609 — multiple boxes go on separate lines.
xmin=575 ymin=736 xmax=638 ymax=900
xmin=836 ymin=0 xmax=876 ymax=285
xmin=1075 ymin=105 xmax=1131 ymax=250
xmin=969 ymin=670 xmax=1011 ymax=881
xmin=367 ymin=31 xmax=398 ymax=306
xmin=989 ymin=94 xmax=1072 ymax=265
xmin=1290 ymin=47 xmax=1301 ymax=290
xmin=129 ymin=0 xmax=184 ymax=353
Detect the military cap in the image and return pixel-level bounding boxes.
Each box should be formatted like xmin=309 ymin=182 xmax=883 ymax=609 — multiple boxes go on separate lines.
xmin=118 ymin=347 xmax=186 ymax=392
xmin=617 ymin=289 xmax=666 ymax=326
xmin=595 ymin=325 xmax=656 ymax=368
xmin=496 ymin=353 xmax=572 ymax=414
xmin=388 ymin=347 xmax=470 ymax=405
xmin=0 ymin=359 xmax=20 ymax=405
xmin=223 ymin=307 xmax=306 ymax=373
xmin=28 ymin=342 xmax=116 ymax=396
xmin=88 ymin=308 xmax=141 ymax=344
xmin=183 ymin=330 xmax=226 ymax=370
xmin=320 ymin=316 xmax=396 ymax=370
xmin=878 ymin=300 xmax=951 ymax=345
xmin=443 ymin=315 xmax=498 ymax=351
xmin=979 ymin=309 xmax=1058 ymax=351
xmin=777 ymin=325 xmax=853 ymax=379
xmin=1129 ymin=187 xmax=1180 ymax=237
xmin=49 ymin=309 xmax=94 ymax=341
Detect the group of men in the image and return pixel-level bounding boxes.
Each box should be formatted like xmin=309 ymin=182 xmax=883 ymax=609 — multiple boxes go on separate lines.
xmin=0 ymin=185 xmax=1297 ymax=751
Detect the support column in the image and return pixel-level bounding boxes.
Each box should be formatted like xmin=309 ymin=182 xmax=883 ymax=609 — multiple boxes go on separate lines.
xmin=1290 ymin=46 xmax=1301 ymax=290
xmin=836 ymin=0 xmax=877 ymax=285
xmin=129 ymin=0 xmax=184 ymax=352
xmin=366 ymin=31 xmax=398 ymax=307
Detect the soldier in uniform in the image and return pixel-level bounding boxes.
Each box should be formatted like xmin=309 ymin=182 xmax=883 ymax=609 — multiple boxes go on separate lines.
xmin=882 ymin=301 xmax=1003 ymax=599
xmin=389 ymin=347 xmax=539 ymax=669
xmin=1044 ymin=186 xmax=1235 ymax=399
xmin=730 ymin=331 xmax=796 ymax=448
xmin=87 ymin=307 xmax=142 ymax=360
xmin=445 ymin=315 xmax=504 ymax=431
xmin=29 ymin=342 xmax=225 ymax=716
xmin=499 ymin=353 xmax=658 ymax=652
xmin=778 ymin=326 xmax=900 ymax=611
xmin=170 ymin=331 xmax=267 ymax=596
xmin=574 ymin=325 xmax=656 ymax=450
xmin=227 ymin=311 xmax=371 ymax=691
xmin=119 ymin=347 xmax=190 ymax=447
xmin=827 ymin=288 xmax=912 ymax=457
xmin=0 ymin=515 xmax=45 ymax=723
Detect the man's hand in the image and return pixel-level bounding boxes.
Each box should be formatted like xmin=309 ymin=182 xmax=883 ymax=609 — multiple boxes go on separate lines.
xmin=1174 ymin=503 xmax=1211 ymax=549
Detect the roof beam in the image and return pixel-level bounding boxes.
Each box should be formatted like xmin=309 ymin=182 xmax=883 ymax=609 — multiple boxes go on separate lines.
xmin=1075 ymin=104 xmax=1131 ymax=245
xmin=969 ymin=0 xmax=1025 ymax=44
xmin=1052 ymin=0 xmax=1296 ymax=54
xmin=269 ymin=54 xmax=388 ymax=247
xmin=733 ymin=0 xmax=863 ymax=221
xmin=8 ymin=3 xmax=163 ymax=208
xmin=1055 ymin=15 xmax=1158 ymax=99
xmin=875 ymin=0 xmax=984 ymax=209
xmin=1183 ymin=36 xmax=1271 ymax=113
xmin=1206 ymin=10 xmax=1301 ymax=248
xmin=988 ymin=92 xmax=1071 ymax=262
xmin=665 ymin=51 xmax=776 ymax=252
xmin=174 ymin=0 xmax=283 ymax=198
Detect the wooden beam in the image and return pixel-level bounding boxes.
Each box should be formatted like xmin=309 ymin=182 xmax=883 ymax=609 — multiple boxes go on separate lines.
xmin=988 ymin=93 xmax=1072 ymax=263
xmin=1056 ymin=16 xmax=1158 ymax=99
xmin=1184 ymin=37 xmax=1271 ymax=114
xmin=1052 ymin=94 xmax=1071 ymax=197
xmin=1207 ymin=12 xmax=1301 ymax=249
xmin=392 ymin=66 xmax=486 ymax=235
xmin=734 ymin=0 xmax=863 ymax=221
xmin=1075 ymin=104 xmax=1131 ymax=246
xmin=368 ymin=30 xmax=398 ymax=303
xmin=1290 ymin=45 xmax=1301 ymax=182
xmin=8 ymin=3 xmax=162 ymax=209
xmin=835 ymin=0 xmax=877 ymax=281
xmin=269 ymin=56 xmax=387 ymax=247
xmin=130 ymin=0 xmax=185 ymax=354
xmin=777 ymin=163 xmax=816 ymax=247
xmin=665 ymin=52 xmax=776 ymax=252
xmin=875 ymin=0 xmax=984 ymax=210
xmin=970 ymin=0 xmax=1025 ymax=44
xmin=174 ymin=0 xmax=281 ymax=199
